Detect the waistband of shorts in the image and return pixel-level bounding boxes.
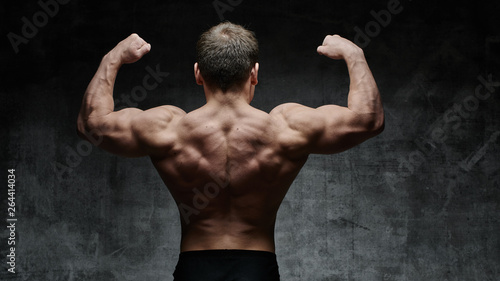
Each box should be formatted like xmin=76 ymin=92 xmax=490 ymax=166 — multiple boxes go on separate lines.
xmin=179 ymin=249 xmax=277 ymax=259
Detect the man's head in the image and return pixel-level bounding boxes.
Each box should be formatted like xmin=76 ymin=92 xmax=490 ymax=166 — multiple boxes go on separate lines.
xmin=196 ymin=22 xmax=259 ymax=93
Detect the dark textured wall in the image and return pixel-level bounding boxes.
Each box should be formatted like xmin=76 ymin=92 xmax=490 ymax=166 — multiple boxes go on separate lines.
xmin=1 ymin=0 xmax=499 ymax=280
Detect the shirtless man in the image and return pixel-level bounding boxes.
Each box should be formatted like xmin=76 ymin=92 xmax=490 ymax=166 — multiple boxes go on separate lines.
xmin=77 ymin=22 xmax=384 ymax=280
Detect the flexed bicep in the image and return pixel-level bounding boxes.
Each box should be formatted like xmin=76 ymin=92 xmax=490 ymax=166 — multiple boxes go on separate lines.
xmin=279 ymin=34 xmax=385 ymax=155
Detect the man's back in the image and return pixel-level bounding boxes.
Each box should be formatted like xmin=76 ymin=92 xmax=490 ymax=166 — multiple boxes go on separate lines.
xmin=152 ymin=101 xmax=308 ymax=252
xmin=77 ymin=23 xmax=384 ymax=280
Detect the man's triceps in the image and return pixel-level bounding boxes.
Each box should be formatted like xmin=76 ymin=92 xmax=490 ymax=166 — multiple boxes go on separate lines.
xmin=78 ymin=108 xmax=149 ymax=157
xmin=271 ymin=103 xmax=329 ymax=155
xmin=285 ymin=104 xmax=377 ymax=154
xmin=316 ymin=105 xmax=384 ymax=153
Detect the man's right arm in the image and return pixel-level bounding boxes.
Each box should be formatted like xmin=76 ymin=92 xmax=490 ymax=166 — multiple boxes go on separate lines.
xmin=270 ymin=35 xmax=384 ymax=156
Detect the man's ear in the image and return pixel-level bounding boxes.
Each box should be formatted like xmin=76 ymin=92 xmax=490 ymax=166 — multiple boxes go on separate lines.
xmin=251 ymin=63 xmax=259 ymax=86
xmin=194 ymin=63 xmax=203 ymax=85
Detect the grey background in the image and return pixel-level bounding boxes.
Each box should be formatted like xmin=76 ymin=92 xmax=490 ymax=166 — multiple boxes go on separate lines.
xmin=1 ymin=0 xmax=499 ymax=280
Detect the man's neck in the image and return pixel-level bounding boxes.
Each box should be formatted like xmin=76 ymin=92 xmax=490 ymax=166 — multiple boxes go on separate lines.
xmin=204 ymin=87 xmax=253 ymax=107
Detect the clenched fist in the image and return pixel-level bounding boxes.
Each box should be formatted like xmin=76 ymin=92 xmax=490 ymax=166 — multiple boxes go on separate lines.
xmin=111 ymin=33 xmax=151 ymax=64
xmin=317 ymin=35 xmax=362 ymax=60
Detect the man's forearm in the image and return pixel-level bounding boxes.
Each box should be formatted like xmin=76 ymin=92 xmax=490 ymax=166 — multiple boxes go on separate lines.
xmin=79 ymin=51 xmax=122 ymax=123
xmin=344 ymin=48 xmax=384 ymax=126
xmin=344 ymin=48 xmax=383 ymax=117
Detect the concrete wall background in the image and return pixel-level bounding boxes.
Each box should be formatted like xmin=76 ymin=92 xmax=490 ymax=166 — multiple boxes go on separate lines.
xmin=1 ymin=0 xmax=499 ymax=280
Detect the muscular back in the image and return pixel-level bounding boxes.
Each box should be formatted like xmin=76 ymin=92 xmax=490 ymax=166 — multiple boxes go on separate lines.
xmin=151 ymin=103 xmax=308 ymax=252
xmin=78 ymin=33 xmax=383 ymax=254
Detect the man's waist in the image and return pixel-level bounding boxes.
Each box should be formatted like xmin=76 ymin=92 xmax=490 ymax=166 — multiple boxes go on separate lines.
xmin=179 ymin=249 xmax=276 ymax=257
xmin=180 ymin=231 xmax=276 ymax=253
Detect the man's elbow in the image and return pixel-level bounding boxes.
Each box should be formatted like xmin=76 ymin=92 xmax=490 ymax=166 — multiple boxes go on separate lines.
xmin=76 ymin=117 xmax=103 ymax=145
xmin=364 ymin=113 xmax=385 ymax=137
xmin=373 ymin=114 xmax=385 ymax=135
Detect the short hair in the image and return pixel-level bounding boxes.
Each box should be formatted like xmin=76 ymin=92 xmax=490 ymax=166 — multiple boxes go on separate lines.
xmin=196 ymin=22 xmax=259 ymax=92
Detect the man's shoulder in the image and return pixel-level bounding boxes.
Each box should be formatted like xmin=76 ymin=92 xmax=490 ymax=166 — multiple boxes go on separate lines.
xmin=154 ymin=105 xmax=187 ymax=117
xmin=130 ymin=105 xmax=186 ymax=147
xmin=268 ymin=102 xmax=321 ymax=131
xmin=269 ymin=102 xmax=305 ymax=116
xmin=132 ymin=105 xmax=186 ymax=124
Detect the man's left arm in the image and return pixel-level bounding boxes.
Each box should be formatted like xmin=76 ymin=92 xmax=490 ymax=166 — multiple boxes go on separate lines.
xmin=77 ymin=34 xmax=184 ymax=157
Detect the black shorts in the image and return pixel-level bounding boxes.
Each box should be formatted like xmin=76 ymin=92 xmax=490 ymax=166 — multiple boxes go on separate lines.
xmin=173 ymin=250 xmax=281 ymax=281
